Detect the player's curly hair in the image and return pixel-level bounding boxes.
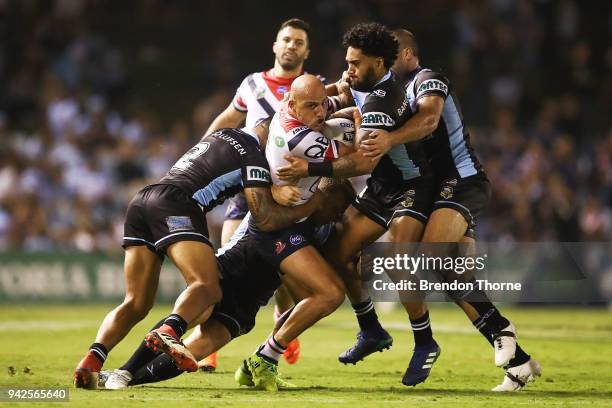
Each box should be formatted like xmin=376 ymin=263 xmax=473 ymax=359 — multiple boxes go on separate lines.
xmin=342 ymin=22 xmax=398 ymax=69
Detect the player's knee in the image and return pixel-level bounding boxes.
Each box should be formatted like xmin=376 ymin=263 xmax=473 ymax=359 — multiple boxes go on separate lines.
xmin=191 ymin=280 xmax=222 ymax=305
xmin=122 ymin=296 xmax=154 ymax=321
xmin=318 ymin=281 xmax=345 ymax=314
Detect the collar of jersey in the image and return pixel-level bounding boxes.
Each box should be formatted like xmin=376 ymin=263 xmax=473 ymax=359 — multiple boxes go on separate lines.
xmin=373 ymin=70 xmax=392 ymax=88
xmin=264 ymin=68 xmax=302 ymax=84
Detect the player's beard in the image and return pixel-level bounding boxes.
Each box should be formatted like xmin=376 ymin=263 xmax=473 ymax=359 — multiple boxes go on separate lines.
xmin=351 ymin=66 xmax=378 ymax=92
xmin=277 ymin=55 xmax=303 ymax=71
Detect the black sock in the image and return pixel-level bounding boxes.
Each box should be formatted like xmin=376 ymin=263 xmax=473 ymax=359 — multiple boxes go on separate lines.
xmin=163 ymin=314 xmax=188 ymax=338
xmin=464 ymin=286 xmax=510 ymax=338
xmin=508 ymin=345 xmax=530 ymax=367
xmin=470 ymin=304 xmax=531 ymax=368
xmin=89 ymin=343 xmax=108 ymax=364
xmin=120 ymin=317 xmax=166 ymax=373
xmin=410 ymin=310 xmax=434 ymax=346
xmin=129 ymin=354 xmax=184 ymax=385
xmin=352 ymin=299 xmax=383 ymax=333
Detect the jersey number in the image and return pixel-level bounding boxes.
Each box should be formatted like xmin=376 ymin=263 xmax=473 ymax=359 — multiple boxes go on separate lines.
xmin=172 ymin=142 xmax=210 ymax=171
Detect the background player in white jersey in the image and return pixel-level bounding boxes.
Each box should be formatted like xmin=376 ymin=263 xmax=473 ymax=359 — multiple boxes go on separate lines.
xmin=200 ymin=18 xmax=313 ymax=370
xmin=357 ymin=29 xmax=540 ymax=391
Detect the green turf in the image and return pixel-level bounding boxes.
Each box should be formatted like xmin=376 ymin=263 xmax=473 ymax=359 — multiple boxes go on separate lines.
xmin=1 ymin=304 xmax=611 ymax=407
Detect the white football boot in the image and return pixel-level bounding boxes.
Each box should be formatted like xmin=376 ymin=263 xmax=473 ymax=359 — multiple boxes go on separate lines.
xmin=492 ymin=358 xmax=542 ymax=391
xmin=104 ymin=369 xmax=133 ymax=390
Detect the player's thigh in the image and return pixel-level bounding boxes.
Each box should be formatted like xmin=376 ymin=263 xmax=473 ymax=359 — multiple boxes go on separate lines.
xmin=323 ymin=205 xmax=386 ymax=264
xmin=123 ymin=245 xmax=162 ymax=304
xmin=221 ymin=219 xmax=244 ymax=246
xmin=388 ymin=215 xmax=426 ymax=243
xmin=281 ymin=273 xmax=309 ymax=301
xmin=280 ymin=246 xmax=345 ymax=297
xmin=166 ymin=241 xmax=219 ymax=285
xmin=422 ymin=208 xmax=468 ymax=243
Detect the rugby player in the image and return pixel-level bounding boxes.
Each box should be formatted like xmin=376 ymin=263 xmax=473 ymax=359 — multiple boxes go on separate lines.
xmin=234 ymin=74 xmax=355 ymax=391
xmin=356 ymin=29 xmax=541 ymax=391
xmin=201 ymin=18 xmax=345 ymax=369
xmin=73 ymin=119 xmax=322 ymax=389
xmin=97 ymin=178 xmax=354 ymax=390
xmin=277 ymin=22 xmax=441 ymax=386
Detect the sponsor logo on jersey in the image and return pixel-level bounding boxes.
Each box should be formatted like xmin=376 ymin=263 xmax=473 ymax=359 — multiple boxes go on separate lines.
xmin=275 ymin=241 xmax=286 ymax=255
xmin=165 ymin=216 xmax=194 ymax=232
xmin=275 ymin=136 xmax=285 ymax=148
xmin=372 ymin=89 xmax=386 ymax=98
xmin=254 ymin=86 xmax=266 ymax=99
xmin=361 ymin=112 xmax=395 ymax=127
xmin=291 ymin=126 xmax=309 ymax=136
xmin=397 ymin=95 xmax=409 ymax=116
xmin=416 ymin=79 xmax=448 ymax=98
xmin=289 ymin=234 xmax=304 ymax=245
xmin=246 ymin=166 xmax=271 ymax=182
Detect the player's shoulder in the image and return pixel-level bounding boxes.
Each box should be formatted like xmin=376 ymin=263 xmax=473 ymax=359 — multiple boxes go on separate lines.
xmin=414 ymin=68 xmax=450 ymax=98
xmin=365 ymin=71 xmax=405 ymax=104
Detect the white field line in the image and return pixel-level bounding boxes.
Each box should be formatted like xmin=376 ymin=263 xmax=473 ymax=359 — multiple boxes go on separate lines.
xmin=325 ymin=321 xmax=612 ymax=341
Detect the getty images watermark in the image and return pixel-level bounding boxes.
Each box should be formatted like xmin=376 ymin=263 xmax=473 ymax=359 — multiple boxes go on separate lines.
xmin=360 ymin=242 xmax=612 ymax=303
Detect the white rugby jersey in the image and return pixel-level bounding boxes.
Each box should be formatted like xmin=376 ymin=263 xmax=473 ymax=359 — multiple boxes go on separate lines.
xmin=232 ymin=69 xmax=296 ymax=130
xmin=232 ymin=69 xmax=338 ymax=131
xmin=266 ymin=101 xmax=340 ymax=205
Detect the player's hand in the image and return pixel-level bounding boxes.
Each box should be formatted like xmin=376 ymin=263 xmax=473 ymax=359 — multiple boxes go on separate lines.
xmin=276 ymin=155 xmax=309 ymax=181
xmin=336 ymin=71 xmax=354 ymax=107
xmin=271 ymin=184 xmax=301 ymax=206
xmin=360 ymin=129 xmax=392 ymax=161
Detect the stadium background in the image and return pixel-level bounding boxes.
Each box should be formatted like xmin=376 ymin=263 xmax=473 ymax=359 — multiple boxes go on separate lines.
xmin=0 ymin=1 xmax=611 ymax=406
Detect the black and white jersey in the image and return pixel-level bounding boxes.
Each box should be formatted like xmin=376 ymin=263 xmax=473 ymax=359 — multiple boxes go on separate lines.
xmin=404 ymin=67 xmax=484 ymax=179
xmin=160 ymin=128 xmax=271 ymax=212
xmin=351 ymin=70 xmax=429 ymax=185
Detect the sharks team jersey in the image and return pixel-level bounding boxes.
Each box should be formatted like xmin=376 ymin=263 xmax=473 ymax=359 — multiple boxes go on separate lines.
xmin=160 ymin=128 xmax=271 ymax=213
xmin=403 ymin=67 xmax=484 ymax=179
xmin=266 ymin=101 xmax=340 ymax=205
xmin=351 ymin=70 xmax=430 ymax=185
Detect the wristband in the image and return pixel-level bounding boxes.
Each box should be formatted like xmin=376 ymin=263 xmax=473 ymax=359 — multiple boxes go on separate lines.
xmin=308 ymin=161 xmax=333 ymax=177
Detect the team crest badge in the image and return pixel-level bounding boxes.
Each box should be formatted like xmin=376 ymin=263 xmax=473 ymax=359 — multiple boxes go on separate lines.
xmin=440 ymin=179 xmax=457 ymax=199
xmin=400 ymin=190 xmax=415 ymax=208
xmin=278 ymin=85 xmax=287 ymax=94
xmin=440 ymin=186 xmax=454 ymax=199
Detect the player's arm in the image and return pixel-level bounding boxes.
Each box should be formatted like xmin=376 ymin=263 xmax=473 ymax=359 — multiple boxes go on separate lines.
xmin=360 ymin=96 xmax=443 ymax=158
xmin=276 ymin=111 xmax=379 ymax=180
xmin=361 ymin=72 xmax=449 ymax=159
xmin=244 ymin=186 xmax=322 ymax=231
xmin=205 ymin=103 xmax=247 ymax=134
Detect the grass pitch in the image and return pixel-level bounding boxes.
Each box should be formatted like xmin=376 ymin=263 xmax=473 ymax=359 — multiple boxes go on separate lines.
xmin=1 ymin=304 xmax=611 ymax=407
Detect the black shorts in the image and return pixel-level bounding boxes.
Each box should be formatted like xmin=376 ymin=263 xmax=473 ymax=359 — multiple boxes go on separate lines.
xmin=352 ymin=176 xmax=435 ymax=229
xmin=122 ymin=184 xmax=212 ymax=254
xmin=432 ymin=173 xmax=491 ymax=237
xmin=210 ymin=233 xmax=281 ymax=338
xmin=224 ymin=192 xmax=249 ymax=220
xmin=247 ymin=218 xmax=316 ymax=269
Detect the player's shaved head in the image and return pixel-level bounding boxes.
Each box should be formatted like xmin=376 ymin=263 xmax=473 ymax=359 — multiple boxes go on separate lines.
xmin=290 ymin=74 xmax=325 ymax=102
xmin=392 ymin=29 xmax=419 ymax=56
xmin=288 ymin=74 xmax=327 ymax=131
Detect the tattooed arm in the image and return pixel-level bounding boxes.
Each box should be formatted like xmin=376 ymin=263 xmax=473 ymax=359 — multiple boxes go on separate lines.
xmin=244 ymin=186 xmax=322 ymax=232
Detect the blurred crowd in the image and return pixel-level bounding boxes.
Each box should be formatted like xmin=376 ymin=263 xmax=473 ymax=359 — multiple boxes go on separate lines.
xmin=0 ymin=0 xmax=610 ymax=252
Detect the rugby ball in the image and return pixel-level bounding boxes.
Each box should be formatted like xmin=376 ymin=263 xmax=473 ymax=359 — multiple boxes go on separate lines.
xmin=322 ymin=117 xmax=355 ymax=146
